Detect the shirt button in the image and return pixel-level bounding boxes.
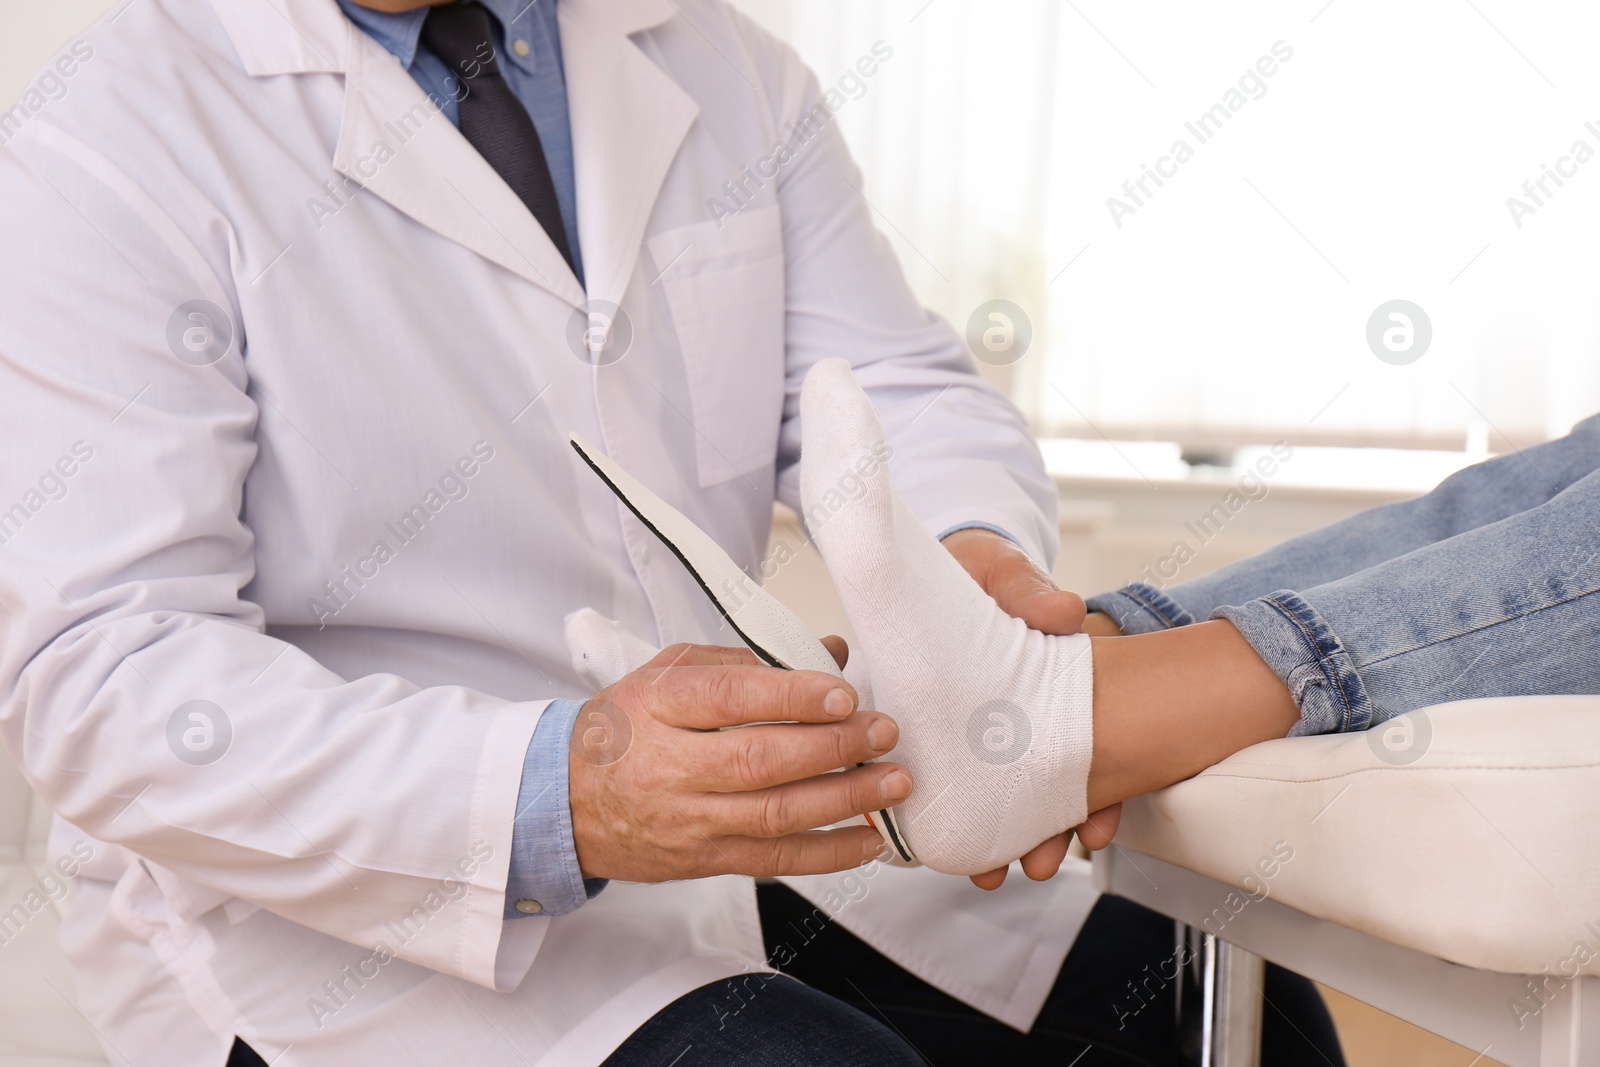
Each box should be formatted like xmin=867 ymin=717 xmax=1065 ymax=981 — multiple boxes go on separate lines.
xmin=512 ymin=39 xmax=532 ymax=58
xmin=514 ymin=899 xmax=543 ymax=914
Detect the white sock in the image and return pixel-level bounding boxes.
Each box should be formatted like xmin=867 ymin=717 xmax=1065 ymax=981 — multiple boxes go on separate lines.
xmin=800 ymin=359 xmax=1095 ymax=875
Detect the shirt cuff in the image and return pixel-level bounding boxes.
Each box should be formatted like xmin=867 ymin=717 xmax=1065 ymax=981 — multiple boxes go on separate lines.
xmin=505 ymin=698 xmax=606 ymax=919
xmin=937 ymin=521 xmax=1020 ymax=546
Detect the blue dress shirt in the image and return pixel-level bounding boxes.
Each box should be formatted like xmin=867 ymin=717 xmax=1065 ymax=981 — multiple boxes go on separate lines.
xmin=338 ymin=0 xmax=595 ymax=918
xmin=338 ymin=0 xmax=585 ymax=287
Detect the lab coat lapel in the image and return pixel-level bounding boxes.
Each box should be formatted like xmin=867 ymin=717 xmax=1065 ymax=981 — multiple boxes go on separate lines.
xmin=559 ymin=0 xmax=699 ymax=310
xmin=211 ymin=0 xmax=688 ymax=308
xmin=335 ymin=30 xmax=587 ymax=308
xmin=208 ymin=0 xmax=347 ymax=77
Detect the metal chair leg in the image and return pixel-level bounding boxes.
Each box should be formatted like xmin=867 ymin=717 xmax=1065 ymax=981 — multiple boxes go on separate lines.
xmin=1202 ymin=933 xmax=1265 ymax=1067
xmin=1541 ymin=974 xmax=1600 ymax=1067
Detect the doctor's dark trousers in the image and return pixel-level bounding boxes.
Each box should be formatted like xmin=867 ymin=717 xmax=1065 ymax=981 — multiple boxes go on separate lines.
xmin=232 ymin=886 xmax=1343 ymax=1067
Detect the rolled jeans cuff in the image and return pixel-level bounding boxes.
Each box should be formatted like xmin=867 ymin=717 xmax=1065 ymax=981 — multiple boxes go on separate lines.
xmin=1213 ymin=590 xmax=1377 ymax=737
xmin=1085 ymin=582 xmax=1198 ymax=635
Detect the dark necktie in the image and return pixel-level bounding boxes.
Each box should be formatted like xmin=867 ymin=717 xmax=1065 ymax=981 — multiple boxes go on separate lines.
xmin=421 ymin=3 xmax=577 ymax=276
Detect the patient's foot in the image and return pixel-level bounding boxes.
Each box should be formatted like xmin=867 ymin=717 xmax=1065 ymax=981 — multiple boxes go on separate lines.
xmin=800 ymin=359 xmax=1094 ymax=875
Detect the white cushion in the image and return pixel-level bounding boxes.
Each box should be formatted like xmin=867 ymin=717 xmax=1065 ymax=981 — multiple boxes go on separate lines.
xmin=1119 ymin=695 xmax=1600 ymax=976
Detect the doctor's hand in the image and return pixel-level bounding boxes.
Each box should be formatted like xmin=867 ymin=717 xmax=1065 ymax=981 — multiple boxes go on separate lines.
xmin=941 ymin=528 xmax=1119 ymax=889
xmin=941 ymin=527 xmax=1087 ymax=636
xmin=567 ymin=642 xmax=910 ymax=883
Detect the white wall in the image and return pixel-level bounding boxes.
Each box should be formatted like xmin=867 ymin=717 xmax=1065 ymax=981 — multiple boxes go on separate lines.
xmin=0 ymin=0 xmax=116 ymax=105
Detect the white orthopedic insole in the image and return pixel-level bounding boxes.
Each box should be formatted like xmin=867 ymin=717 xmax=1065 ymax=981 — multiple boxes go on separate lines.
xmin=569 ymin=434 xmax=916 ymax=863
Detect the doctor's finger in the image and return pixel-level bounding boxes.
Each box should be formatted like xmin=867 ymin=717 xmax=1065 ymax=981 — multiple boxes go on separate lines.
xmin=710 ymin=763 xmax=912 ymax=839
xmin=652 ymin=665 xmax=859 ymax=729
xmin=970 ymin=867 xmax=1009 ymax=891
xmin=1074 ymin=803 xmax=1123 ymax=850
xmin=821 ymin=634 xmax=849 ymax=669
xmin=717 ymin=825 xmax=887 ymax=877
xmin=1018 ymin=834 xmax=1071 ymax=881
xmin=695 ymin=714 xmax=898 ymax=790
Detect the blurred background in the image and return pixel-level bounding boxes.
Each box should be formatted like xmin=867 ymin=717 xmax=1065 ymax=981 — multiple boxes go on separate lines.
xmin=725 ymin=1 xmax=1600 ymax=645
xmin=6 ymin=2 xmax=1596 ymax=1063
xmin=10 ymin=0 xmax=1600 ymax=597
xmin=738 ymin=0 xmax=1600 ymax=451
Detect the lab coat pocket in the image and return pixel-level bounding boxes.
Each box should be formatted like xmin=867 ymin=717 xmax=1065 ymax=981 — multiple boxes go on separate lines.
xmin=648 ymin=205 xmax=786 ymax=488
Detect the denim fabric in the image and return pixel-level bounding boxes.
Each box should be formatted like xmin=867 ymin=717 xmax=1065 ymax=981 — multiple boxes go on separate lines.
xmin=1087 ymin=414 xmax=1600 ymax=735
xmin=1216 ymin=591 xmax=1377 ymax=736
xmin=1087 ymin=581 xmax=1198 ymax=636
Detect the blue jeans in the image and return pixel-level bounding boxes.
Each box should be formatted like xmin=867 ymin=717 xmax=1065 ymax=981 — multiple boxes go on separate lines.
xmin=1087 ymin=414 xmax=1600 ymax=735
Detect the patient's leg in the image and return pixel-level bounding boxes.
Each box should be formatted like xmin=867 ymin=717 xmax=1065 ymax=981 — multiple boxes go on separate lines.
xmin=1075 ymin=443 xmax=1600 ymax=868
xmin=800 ymin=360 xmax=1299 ymax=874
xmin=1204 ymin=464 xmax=1600 ymax=737
xmin=803 ymin=359 xmax=1600 ymax=877
xmin=1085 ymin=621 xmax=1299 ymax=810
xmin=1090 ymin=414 xmax=1600 ymax=636
xmin=1040 ymin=455 xmax=1600 ymax=883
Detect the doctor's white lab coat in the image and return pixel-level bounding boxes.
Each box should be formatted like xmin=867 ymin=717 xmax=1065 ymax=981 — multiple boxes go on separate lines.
xmin=0 ymin=0 xmax=1101 ymax=1062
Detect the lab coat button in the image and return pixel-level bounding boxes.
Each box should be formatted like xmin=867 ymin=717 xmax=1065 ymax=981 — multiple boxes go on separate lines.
xmin=512 ymin=39 xmax=531 ymax=58
xmin=514 ymin=899 xmax=543 ymax=914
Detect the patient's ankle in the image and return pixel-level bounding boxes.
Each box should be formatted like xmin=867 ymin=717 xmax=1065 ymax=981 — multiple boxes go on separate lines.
xmin=1081 ymin=613 xmax=1124 ymax=637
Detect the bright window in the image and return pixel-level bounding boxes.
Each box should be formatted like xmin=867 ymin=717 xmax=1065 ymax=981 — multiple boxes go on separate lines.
xmin=730 ymin=0 xmax=1600 ymax=453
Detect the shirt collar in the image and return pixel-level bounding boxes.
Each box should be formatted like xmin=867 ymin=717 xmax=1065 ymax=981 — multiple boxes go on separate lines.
xmin=333 ymin=0 xmax=556 ymax=76
xmin=334 ymin=1 xmax=426 ymax=68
